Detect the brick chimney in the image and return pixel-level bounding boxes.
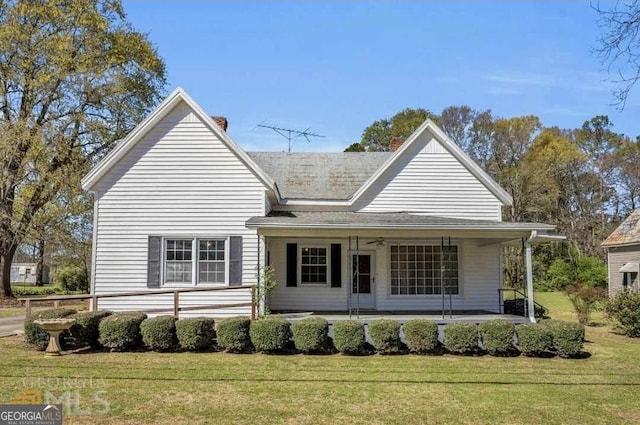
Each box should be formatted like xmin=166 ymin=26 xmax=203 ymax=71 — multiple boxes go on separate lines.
xmin=390 ymin=137 xmax=406 ymax=152
xmin=211 ymin=116 xmax=228 ymax=131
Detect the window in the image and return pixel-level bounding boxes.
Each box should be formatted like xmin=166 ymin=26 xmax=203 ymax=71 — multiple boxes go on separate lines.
xmin=164 ymin=238 xmax=226 ymax=285
xmin=301 ymin=247 xmax=327 ymax=284
xmin=198 ymin=239 xmax=225 ymax=283
xmin=165 ymin=239 xmax=193 ymax=284
xmin=390 ymin=245 xmax=458 ymax=295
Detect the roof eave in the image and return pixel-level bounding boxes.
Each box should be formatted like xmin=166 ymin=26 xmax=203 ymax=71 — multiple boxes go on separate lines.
xmin=601 ymin=240 xmax=640 ymax=248
xmin=245 ymin=222 xmax=556 ymax=231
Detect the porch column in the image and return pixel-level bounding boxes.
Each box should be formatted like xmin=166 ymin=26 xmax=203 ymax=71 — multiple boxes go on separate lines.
xmin=524 ymin=236 xmax=535 ymax=323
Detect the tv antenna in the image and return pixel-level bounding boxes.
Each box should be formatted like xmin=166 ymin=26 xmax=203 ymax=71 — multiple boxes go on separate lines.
xmin=256 ymin=123 xmax=325 ymax=152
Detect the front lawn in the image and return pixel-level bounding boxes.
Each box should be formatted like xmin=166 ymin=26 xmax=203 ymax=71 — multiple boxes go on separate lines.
xmin=0 ymin=299 xmax=89 ymax=318
xmin=0 ymin=292 xmax=638 ymax=425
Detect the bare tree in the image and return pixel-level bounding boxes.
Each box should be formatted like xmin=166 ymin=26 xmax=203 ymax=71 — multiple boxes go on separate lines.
xmin=595 ymin=0 xmax=640 ymax=107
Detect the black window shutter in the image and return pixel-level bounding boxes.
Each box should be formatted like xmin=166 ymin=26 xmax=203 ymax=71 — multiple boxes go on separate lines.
xmin=147 ymin=236 xmax=161 ymax=288
xmin=286 ymin=243 xmax=297 ymax=287
xmin=229 ymin=236 xmax=243 ymax=286
xmin=331 ymin=244 xmax=342 ymax=287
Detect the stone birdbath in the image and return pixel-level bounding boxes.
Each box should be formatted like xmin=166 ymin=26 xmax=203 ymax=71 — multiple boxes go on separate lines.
xmin=34 ymin=318 xmax=76 ymax=356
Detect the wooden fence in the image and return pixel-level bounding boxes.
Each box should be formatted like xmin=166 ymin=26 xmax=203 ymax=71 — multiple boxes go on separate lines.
xmin=18 ymin=284 xmax=256 ymax=319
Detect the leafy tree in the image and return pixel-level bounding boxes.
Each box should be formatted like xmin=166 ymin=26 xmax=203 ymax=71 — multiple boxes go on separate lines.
xmin=358 ymin=108 xmax=439 ymax=152
xmin=0 ymin=0 xmax=166 ymax=297
xmin=615 ymin=137 xmax=640 ymax=212
xmin=344 ymin=142 xmax=364 ymax=152
xmin=542 ymin=250 xmax=607 ymax=291
xmin=439 ymin=106 xmax=493 ymax=155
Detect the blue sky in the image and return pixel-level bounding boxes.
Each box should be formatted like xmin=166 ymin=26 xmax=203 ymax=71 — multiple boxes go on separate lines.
xmin=123 ymin=1 xmax=638 ymax=152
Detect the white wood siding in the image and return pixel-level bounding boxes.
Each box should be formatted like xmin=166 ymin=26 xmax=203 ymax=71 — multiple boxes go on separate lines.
xmin=374 ymin=240 xmax=501 ymax=312
xmin=607 ymin=245 xmax=640 ymax=295
xmin=268 ymin=236 xmax=501 ymax=312
xmin=93 ymin=101 xmax=266 ymax=317
xmin=356 ymin=130 xmax=503 ymax=221
xmin=268 ymin=237 xmax=349 ymax=311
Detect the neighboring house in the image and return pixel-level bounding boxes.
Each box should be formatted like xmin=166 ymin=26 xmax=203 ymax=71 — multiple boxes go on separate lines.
xmin=81 ymin=88 xmax=561 ymax=322
xmin=10 ymin=263 xmax=50 ymax=285
xmin=602 ymin=209 xmax=640 ymax=295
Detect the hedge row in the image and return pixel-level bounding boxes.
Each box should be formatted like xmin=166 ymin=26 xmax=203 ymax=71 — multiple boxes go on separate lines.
xmin=24 ymin=310 xmax=586 ymax=358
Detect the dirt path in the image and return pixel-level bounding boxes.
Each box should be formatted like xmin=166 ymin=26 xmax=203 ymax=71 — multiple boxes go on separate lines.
xmin=0 ymin=315 xmax=25 ymax=337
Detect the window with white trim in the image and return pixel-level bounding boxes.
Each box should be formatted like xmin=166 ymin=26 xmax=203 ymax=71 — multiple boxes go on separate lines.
xmin=301 ymin=247 xmax=327 ymax=284
xmin=164 ymin=238 xmax=227 ymax=285
xmin=390 ymin=245 xmax=459 ymax=295
xmin=198 ymin=239 xmax=225 ymax=283
xmin=165 ymin=239 xmax=193 ymax=284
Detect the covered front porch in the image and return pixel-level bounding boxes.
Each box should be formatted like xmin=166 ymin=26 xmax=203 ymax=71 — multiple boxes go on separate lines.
xmin=248 ymin=211 xmax=564 ymax=323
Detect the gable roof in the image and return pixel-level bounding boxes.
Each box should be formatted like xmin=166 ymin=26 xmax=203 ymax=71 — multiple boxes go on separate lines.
xmin=82 ymin=89 xmax=511 ymax=208
xmin=347 ymin=119 xmax=513 ymax=207
xmin=602 ymin=209 xmax=640 ymax=247
xmin=81 ymin=87 xmax=279 ymax=198
xmin=247 ymin=152 xmax=391 ymax=200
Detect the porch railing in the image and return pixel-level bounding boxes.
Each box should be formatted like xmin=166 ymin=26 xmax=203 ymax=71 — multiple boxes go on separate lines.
xmin=18 ymin=284 xmax=256 ymax=319
xmin=497 ymin=288 xmax=548 ymax=318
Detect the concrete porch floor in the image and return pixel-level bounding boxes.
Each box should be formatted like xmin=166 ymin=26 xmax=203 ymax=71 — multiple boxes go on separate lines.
xmin=275 ymin=311 xmax=532 ymax=325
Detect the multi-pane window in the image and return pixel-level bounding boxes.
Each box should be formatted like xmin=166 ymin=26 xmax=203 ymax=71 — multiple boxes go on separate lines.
xmin=165 ymin=239 xmax=193 ymax=284
xmin=164 ymin=238 xmax=226 ymax=285
xmin=390 ymin=245 xmax=458 ymax=295
xmin=198 ymin=239 xmax=226 ymax=283
xmin=301 ymin=247 xmax=327 ymax=284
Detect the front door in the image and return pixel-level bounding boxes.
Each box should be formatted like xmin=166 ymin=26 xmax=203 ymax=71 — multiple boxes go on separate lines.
xmin=351 ymin=253 xmax=375 ymax=309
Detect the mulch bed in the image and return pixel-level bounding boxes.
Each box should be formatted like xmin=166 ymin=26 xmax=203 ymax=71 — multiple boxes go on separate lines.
xmin=0 ymin=296 xmax=22 ymax=308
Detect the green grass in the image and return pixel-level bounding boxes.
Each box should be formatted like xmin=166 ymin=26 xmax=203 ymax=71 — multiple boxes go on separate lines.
xmin=0 ymin=309 xmax=23 ymax=318
xmin=0 ymin=300 xmax=89 ymax=318
xmin=0 ymin=293 xmax=638 ymax=424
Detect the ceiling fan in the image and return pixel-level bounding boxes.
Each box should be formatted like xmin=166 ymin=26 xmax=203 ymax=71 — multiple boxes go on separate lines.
xmin=366 ymin=237 xmax=385 ymax=247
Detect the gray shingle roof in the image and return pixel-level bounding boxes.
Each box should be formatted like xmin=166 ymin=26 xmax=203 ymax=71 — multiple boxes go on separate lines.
xmin=247 ymin=152 xmax=392 ymax=200
xmin=602 ymin=209 xmax=640 ymax=247
xmin=246 ymin=211 xmax=556 ymax=230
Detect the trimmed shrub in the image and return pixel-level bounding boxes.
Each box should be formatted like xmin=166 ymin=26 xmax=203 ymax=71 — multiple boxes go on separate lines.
xmin=291 ymin=317 xmax=329 ymax=353
xmin=606 ymin=291 xmax=640 ymax=337
xmin=544 ymin=320 xmax=585 ymax=358
xmin=176 ymin=317 xmax=216 ymax=351
xmin=68 ymin=310 xmax=112 ymax=349
xmin=216 ymin=316 xmax=252 ymax=352
xmin=403 ymin=319 xmax=439 ymax=354
xmin=333 ymin=320 xmax=365 ymax=355
xmin=250 ymin=317 xmax=292 ymax=353
xmin=24 ymin=308 xmax=77 ymax=350
xmin=141 ymin=316 xmax=178 ymax=352
xmin=98 ymin=312 xmax=147 ymax=351
xmin=479 ymin=320 xmax=515 ymax=355
xmin=368 ymin=319 xmax=402 ymax=354
xmin=443 ymin=323 xmax=479 ymax=354
xmin=517 ymin=323 xmax=552 ymax=356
